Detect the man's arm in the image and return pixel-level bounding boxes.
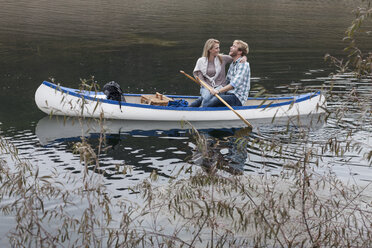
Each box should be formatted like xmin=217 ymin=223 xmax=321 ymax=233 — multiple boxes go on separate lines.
xmin=210 ymin=84 xmax=233 ymax=95
xmin=229 ymin=63 xmax=250 ymax=89
xmin=209 ymin=63 xmax=250 ymax=95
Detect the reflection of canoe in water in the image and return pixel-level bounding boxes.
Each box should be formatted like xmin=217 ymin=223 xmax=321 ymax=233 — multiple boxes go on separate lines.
xmin=35 ymin=81 xmax=326 ymax=122
xmin=35 ymin=116 xmax=246 ymax=145
xmin=35 ymin=114 xmax=325 ymax=146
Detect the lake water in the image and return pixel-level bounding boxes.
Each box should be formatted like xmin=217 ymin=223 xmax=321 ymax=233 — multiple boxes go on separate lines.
xmin=0 ymin=0 xmax=371 ymax=244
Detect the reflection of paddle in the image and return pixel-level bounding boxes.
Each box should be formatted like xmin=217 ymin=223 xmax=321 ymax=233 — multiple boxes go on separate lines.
xmin=180 ymin=70 xmax=252 ymax=128
xmin=234 ymin=126 xmax=252 ymax=138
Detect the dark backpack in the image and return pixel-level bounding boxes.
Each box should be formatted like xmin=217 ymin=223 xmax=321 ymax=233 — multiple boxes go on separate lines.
xmin=103 ymin=81 xmax=126 ymax=109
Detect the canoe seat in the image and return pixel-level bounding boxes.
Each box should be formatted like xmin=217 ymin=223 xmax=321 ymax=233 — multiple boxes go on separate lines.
xmin=141 ymin=92 xmax=173 ymax=106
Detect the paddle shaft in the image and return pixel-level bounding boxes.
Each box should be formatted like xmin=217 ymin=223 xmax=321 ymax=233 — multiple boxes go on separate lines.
xmin=180 ymin=71 xmax=252 ymax=128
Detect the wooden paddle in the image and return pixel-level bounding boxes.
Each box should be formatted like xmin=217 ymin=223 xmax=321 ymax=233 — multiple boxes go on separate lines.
xmin=180 ymin=70 xmax=252 ymax=128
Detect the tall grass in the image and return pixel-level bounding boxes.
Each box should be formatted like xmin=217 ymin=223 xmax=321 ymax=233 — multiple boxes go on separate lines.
xmin=0 ymin=2 xmax=372 ymax=247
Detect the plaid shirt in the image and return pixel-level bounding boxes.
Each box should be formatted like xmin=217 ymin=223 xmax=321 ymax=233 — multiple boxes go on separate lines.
xmin=226 ymin=57 xmax=251 ymax=105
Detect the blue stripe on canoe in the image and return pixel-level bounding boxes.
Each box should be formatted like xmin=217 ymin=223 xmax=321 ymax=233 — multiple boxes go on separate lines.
xmin=42 ymin=81 xmax=321 ymax=111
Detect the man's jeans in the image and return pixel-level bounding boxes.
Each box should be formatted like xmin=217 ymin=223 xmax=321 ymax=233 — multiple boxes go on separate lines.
xmin=202 ymin=93 xmax=242 ymax=107
xmin=190 ymin=86 xmax=221 ymax=107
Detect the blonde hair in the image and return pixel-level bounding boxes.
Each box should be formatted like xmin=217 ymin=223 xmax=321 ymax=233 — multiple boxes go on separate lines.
xmin=234 ymin=40 xmax=249 ymax=56
xmin=202 ymin=38 xmax=222 ymax=63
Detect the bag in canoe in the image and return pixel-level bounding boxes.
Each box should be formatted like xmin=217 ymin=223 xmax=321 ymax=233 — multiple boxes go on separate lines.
xmin=103 ymin=81 xmax=126 ymax=109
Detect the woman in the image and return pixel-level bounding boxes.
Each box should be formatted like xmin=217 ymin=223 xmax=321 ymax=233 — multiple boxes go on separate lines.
xmin=190 ymin=38 xmax=245 ymax=107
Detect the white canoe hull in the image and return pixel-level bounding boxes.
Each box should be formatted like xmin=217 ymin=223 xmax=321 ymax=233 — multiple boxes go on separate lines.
xmin=35 ymin=81 xmax=326 ymax=122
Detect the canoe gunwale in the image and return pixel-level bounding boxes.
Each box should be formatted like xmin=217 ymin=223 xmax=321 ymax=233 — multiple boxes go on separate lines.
xmin=42 ymin=81 xmax=322 ymax=112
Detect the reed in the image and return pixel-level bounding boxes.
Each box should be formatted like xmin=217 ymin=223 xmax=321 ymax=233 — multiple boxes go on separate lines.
xmin=1 ymin=73 xmax=371 ymax=247
xmin=325 ymin=0 xmax=372 ymax=77
xmin=0 ymin=3 xmax=371 ymax=247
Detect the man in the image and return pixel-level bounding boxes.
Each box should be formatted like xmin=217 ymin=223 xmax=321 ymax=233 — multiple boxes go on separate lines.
xmin=203 ymin=40 xmax=250 ymax=107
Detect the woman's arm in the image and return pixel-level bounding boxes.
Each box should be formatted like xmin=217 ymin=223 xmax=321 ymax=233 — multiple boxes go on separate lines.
xmin=221 ymin=54 xmax=233 ymax=64
xmin=223 ymin=54 xmax=247 ymax=63
xmin=193 ymin=71 xmax=206 ymax=82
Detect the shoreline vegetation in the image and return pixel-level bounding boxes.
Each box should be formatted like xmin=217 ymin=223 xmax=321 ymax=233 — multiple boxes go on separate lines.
xmin=1 ymin=1 xmax=372 ymax=247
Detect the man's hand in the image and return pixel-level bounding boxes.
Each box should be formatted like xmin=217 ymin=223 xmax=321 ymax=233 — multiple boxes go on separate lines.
xmin=209 ymin=88 xmax=220 ymax=95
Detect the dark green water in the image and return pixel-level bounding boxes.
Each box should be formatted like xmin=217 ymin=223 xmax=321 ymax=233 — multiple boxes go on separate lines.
xmin=1 ymin=1 xmax=372 ymax=243
xmin=0 ymin=0 xmax=360 ymax=127
xmin=0 ymin=0 xmax=371 ymax=206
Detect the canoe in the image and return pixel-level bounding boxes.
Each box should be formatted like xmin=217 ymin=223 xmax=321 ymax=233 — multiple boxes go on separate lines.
xmin=35 ymin=81 xmax=326 ymax=122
